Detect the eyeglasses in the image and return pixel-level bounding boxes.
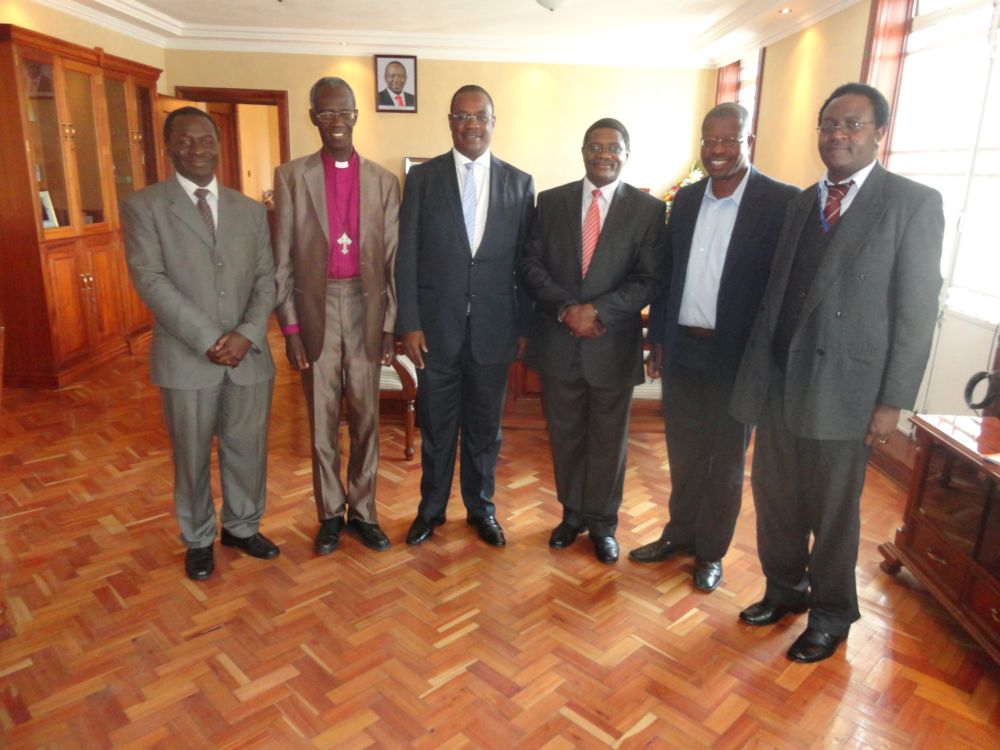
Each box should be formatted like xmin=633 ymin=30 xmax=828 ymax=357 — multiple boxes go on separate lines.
xmin=817 ymin=120 xmax=873 ymax=134
xmin=700 ymin=137 xmax=744 ymax=147
xmin=314 ymin=110 xmax=357 ymax=123
xmin=449 ymin=113 xmax=493 ymax=124
xmin=584 ymin=143 xmax=626 ymax=155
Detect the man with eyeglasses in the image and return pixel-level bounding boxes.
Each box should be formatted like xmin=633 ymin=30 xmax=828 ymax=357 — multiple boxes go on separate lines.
xmin=730 ymin=83 xmax=944 ymax=662
xmin=395 ymin=84 xmax=534 ymax=547
xmin=273 ymin=76 xmax=401 ymax=556
xmin=629 ymin=103 xmax=798 ymax=591
xmin=520 ymin=118 xmax=664 ymax=563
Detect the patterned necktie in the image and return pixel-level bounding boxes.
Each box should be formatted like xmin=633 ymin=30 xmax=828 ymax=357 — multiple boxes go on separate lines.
xmin=581 ymin=189 xmax=602 ymax=277
xmin=462 ymin=162 xmax=477 ymax=249
xmin=396 ymin=95 xmax=404 ymax=106
xmin=822 ymin=181 xmax=853 ymax=232
xmin=194 ymin=187 xmax=215 ymax=241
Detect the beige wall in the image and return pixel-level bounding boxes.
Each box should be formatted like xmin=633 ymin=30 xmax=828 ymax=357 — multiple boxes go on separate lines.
xmin=2 ymin=0 xmax=166 ymax=80
xmin=754 ymin=0 xmax=871 ymax=188
xmin=165 ymin=50 xmax=715 ymax=194
xmin=236 ymin=103 xmax=280 ymax=202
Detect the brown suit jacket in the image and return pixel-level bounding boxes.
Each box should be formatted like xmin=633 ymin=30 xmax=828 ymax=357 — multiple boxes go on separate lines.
xmin=273 ymin=151 xmax=400 ymax=362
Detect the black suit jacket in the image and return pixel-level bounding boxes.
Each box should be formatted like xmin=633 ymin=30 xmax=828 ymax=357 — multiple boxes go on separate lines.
xmin=378 ymin=89 xmax=415 ymax=107
xmin=520 ymin=180 xmax=665 ymax=388
xmin=647 ymin=167 xmax=799 ymax=380
xmin=395 ymin=151 xmax=535 ymax=365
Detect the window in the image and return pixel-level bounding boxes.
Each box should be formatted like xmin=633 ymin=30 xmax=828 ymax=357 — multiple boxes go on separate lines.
xmin=888 ymin=0 xmax=1000 ymax=323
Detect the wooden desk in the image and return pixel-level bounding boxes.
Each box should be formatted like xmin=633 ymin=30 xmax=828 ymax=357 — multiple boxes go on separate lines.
xmin=880 ymin=415 xmax=1000 ymax=664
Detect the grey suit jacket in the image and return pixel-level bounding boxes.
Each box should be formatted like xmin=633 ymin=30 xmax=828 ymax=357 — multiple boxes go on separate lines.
xmin=122 ymin=177 xmax=276 ymax=390
xmin=272 ymin=151 xmax=400 ymax=363
xmin=395 ymin=151 xmax=535 ymax=365
xmin=520 ymin=180 xmax=666 ymax=388
xmin=730 ymin=164 xmax=944 ymax=440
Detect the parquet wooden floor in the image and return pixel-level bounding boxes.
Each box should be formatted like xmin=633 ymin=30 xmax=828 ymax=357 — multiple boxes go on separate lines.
xmin=2 ymin=328 xmax=999 ymax=749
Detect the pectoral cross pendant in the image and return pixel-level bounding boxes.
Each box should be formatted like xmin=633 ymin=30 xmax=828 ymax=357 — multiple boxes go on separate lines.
xmin=337 ymin=232 xmax=352 ymax=255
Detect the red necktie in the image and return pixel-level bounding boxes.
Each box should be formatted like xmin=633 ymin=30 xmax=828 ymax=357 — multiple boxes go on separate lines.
xmin=822 ymin=181 xmax=853 ymax=232
xmin=581 ymin=189 xmax=601 ymax=277
xmin=395 ymin=95 xmax=404 ymax=106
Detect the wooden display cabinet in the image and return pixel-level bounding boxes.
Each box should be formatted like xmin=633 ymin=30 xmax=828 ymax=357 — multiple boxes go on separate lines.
xmin=880 ymin=415 xmax=1000 ymax=665
xmin=0 ymin=25 xmax=161 ymax=387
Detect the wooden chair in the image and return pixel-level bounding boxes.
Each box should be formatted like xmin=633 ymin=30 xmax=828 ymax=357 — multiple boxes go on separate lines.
xmin=379 ymin=351 xmax=417 ymax=460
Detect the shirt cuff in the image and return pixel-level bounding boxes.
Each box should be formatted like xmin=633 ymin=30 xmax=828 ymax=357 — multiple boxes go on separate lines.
xmin=281 ymin=324 xmax=301 ymax=336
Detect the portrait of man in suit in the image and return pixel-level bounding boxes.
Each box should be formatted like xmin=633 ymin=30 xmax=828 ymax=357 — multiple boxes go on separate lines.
xmin=376 ymin=59 xmax=416 ymax=110
xmin=630 ymin=103 xmax=799 ymax=591
xmin=273 ymin=77 xmax=400 ymax=556
xmin=122 ymin=107 xmax=280 ymax=581
xmin=395 ymin=84 xmax=535 ymax=547
xmin=520 ymin=118 xmax=665 ymax=564
xmin=730 ymin=83 xmax=944 ymax=662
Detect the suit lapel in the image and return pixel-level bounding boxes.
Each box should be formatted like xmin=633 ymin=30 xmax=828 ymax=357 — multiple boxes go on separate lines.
xmin=798 ymin=165 xmax=889 ymax=325
xmin=479 ymin=154 xmax=507 ymax=256
xmin=166 ymin=178 xmax=215 ymax=249
xmin=719 ymin=168 xmax=765 ymax=288
xmin=583 ymin=182 xmax=629 ymax=285
xmin=304 ymin=153 xmax=329 ymax=243
xmin=763 ymin=189 xmax=814 ymax=334
xmin=358 ymin=155 xmax=377 ymax=271
xmin=439 ymin=152 xmax=470 ymax=254
xmin=564 ymin=180 xmax=585 ymax=276
xmin=672 ymin=179 xmax=707 ymax=285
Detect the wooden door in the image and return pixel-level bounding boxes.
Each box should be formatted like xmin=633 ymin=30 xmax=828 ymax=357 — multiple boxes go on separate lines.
xmin=60 ymin=58 xmax=112 ymax=234
xmin=207 ymin=101 xmax=241 ymax=191
xmin=42 ymin=241 xmax=89 ymax=365
xmin=82 ymin=235 xmax=125 ymax=353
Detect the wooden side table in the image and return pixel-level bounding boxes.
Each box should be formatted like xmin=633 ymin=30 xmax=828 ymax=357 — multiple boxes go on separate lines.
xmin=879 ymin=415 xmax=1000 ymax=664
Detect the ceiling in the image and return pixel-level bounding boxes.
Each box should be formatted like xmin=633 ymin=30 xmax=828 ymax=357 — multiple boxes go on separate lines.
xmin=37 ymin=0 xmax=862 ymax=67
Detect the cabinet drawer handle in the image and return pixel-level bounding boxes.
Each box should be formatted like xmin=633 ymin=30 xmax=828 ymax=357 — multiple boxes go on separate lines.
xmin=925 ymin=549 xmax=948 ymax=566
xmin=992 ymin=608 xmax=1000 ymax=625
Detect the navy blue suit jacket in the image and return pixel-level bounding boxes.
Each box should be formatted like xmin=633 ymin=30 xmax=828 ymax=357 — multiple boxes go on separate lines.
xmin=647 ymin=167 xmax=799 ymax=381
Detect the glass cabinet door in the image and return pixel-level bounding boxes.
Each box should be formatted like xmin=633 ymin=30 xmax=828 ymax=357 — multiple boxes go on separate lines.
xmin=134 ymin=83 xmax=159 ymax=188
xmin=20 ymin=55 xmax=70 ymax=231
xmin=62 ymin=66 xmax=107 ymax=227
xmin=104 ymin=76 xmax=136 ymax=200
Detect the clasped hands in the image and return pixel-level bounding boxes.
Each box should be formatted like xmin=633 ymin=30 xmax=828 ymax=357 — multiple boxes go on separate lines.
xmin=561 ymin=303 xmax=604 ymax=339
xmin=207 ymin=331 xmax=252 ymax=368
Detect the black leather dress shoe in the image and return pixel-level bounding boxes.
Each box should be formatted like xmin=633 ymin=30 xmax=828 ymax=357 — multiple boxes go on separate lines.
xmin=347 ymin=519 xmax=391 ymax=551
xmin=694 ymin=559 xmax=723 ymax=592
xmin=739 ymin=598 xmax=808 ymax=626
xmin=406 ymin=514 xmax=445 ymax=545
xmin=628 ymin=538 xmax=694 ymax=563
xmin=467 ymin=515 xmax=506 ymax=547
xmin=315 ymin=517 xmax=345 ymax=555
xmin=787 ymin=627 xmax=846 ymax=663
xmin=185 ymin=546 xmax=214 ymax=581
xmin=592 ymin=536 xmax=619 ymax=564
xmin=548 ymin=522 xmax=581 ymax=548
xmin=220 ymin=529 xmax=280 ymax=559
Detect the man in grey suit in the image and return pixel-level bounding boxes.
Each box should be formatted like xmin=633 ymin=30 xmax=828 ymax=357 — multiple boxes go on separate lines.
xmin=520 ymin=118 xmax=665 ymax=564
xmin=396 ymin=84 xmax=534 ymax=547
xmin=123 ymin=107 xmax=279 ymax=581
xmin=730 ymin=83 xmax=944 ymax=661
xmin=273 ymin=77 xmax=399 ymax=556
xmin=630 ymin=103 xmax=799 ymax=591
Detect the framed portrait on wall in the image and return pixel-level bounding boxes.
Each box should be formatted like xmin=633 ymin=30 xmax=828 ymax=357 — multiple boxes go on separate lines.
xmin=375 ymin=55 xmax=417 ymax=113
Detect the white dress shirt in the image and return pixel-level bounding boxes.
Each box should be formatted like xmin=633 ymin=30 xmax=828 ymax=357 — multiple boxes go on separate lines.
xmin=581 ymin=177 xmax=619 ymax=230
xmin=175 ymin=172 xmax=219 ymax=228
xmin=453 ymin=148 xmax=491 ymax=256
xmin=677 ymin=169 xmax=750 ymax=329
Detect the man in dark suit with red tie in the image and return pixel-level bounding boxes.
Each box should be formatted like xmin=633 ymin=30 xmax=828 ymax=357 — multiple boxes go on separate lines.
xmin=520 ymin=118 xmax=665 ymax=564
xmin=730 ymin=83 xmax=944 ymax=662
xmin=395 ymin=85 xmax=534 ymax=547
xmin=630 ymin=103 xmax=799 ymax=592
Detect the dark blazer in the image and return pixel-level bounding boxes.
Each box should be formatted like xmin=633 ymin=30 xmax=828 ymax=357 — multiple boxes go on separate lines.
xmin=395 ymin=151 xmax=535 ymax=365
xmin=378 ymin=89 xmax=415 ymax=107
xmin=647 ymin=167 xmax=799 ymax=378
xmin=272 ymin=152 xmax=400 ymax=363
xmin=520 ymin=180 xmax=665 ymax=388
xmin=730 ymin=164 xmax=944 ymax=440
xmin=122 ymin=177 xmax=276 ymax=390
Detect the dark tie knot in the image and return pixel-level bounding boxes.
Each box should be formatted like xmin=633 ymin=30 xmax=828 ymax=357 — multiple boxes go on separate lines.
xmin=195 ymin=187 xmax=210 ymax=200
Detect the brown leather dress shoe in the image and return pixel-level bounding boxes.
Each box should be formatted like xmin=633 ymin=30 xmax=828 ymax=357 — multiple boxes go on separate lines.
xmin=548 ymin=522 xmax=581 ymax=548
xmin=467 ymin=515 xmax=506 ymax=546
xmin=220 ymin=529 xmax=280 ymax=559
xmin=738 ymin=598 xmax=807 ymax=626
xmin=315 ymin=517 xmax=345 ymax=555
xmin=184 ymin=546 xmax=214 ymax=581
xmin=628 ymin=538 xmax=694 ymax=563
xmin=787 ymin=627 xmax=846 ymax=663
xmin=347 ymin=519 xmax=391 ymax=551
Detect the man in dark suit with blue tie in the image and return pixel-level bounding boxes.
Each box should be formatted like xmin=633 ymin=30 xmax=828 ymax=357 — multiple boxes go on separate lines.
xmin=520 ymin=118 xmax=665 ymax=564
xmin=395 ymin=84 xmax=535 ymax=547
xmin=630 ymin=103 xmax=799 ymax=591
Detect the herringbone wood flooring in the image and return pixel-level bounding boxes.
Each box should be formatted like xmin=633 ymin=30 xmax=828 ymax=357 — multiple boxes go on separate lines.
xmin=2 ymin=328 xmax=999 ymax=748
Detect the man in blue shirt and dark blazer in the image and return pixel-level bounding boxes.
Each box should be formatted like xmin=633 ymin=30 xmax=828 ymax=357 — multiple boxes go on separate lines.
xmin=630 ymin=103 xmax=799 ymax=591
xmin=395 ymin=85 xmax=535 ymax=547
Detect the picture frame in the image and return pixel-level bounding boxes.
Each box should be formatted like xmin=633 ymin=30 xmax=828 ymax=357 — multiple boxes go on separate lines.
xmin=375 ymin=55 xmax=417 ymax=113
xmin=39 ymin=190 xmax=58 ymax=229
